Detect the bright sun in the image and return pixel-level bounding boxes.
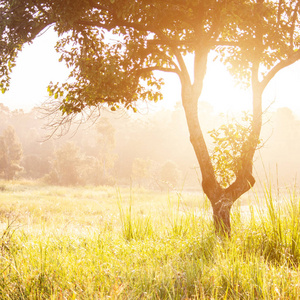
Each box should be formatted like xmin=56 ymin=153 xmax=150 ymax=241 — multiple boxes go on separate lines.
xmin=161 ymin=57 xmax=252 ymax=115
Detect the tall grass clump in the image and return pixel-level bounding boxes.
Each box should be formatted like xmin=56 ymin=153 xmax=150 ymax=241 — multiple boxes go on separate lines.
xmin=250 ymin=184 xmax=300 ymax=265
xmin=167 ymin=191 xmax=212 ymax=239
xmin=117 ymin=188 xmax=155 ymax=241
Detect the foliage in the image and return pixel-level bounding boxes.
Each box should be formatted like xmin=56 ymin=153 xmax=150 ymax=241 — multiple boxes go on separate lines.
xmin=0 ymin=0 xmax=263 ymax=113
xmin=45 ymin=137 xmax=117 ymax=186
xmin=46 ymin=141 xmax=83 ymax=185
xmin=1 ymin=0 xmax=300 ymax=111
xmin=131 ymin=158 xmax=157 ymax=187
xmin=209 ymin=112 xmax=261 ymax=188
xmin=22 ymin=154 xmax=51 ymax=179
xmin=95 ymin=118 xmax=117 ymax=183
xmin=160 ymin=160 xmax=182 ymax=189
xmin=0 ymin=126 xmax=23 ymax=180
xmin=1 ymin=104 xmax=300 ymax=188
xmin=217 ymin=0 xmax=300 ymax=87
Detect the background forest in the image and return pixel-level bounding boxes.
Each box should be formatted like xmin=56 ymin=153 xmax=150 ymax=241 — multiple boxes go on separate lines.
xmin=0 ymin=102 xmax=299 ymax=190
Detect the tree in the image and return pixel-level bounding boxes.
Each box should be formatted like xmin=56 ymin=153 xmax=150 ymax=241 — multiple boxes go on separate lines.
xmin=131 ymin=158 xmax=156 ymax=187
xmin=160 ymin=160 xmax=182 ymax=190
xmin=22 ymin=154 xmax=51 ymax=179
xmin=0 ymin=126 xmax=23 ymax=180
xmin=47 ymin=141 xmax=83 ymax=185
xmin=95 ymin=118 xmax=117 ymax=184
xmin=1 ymin=0 xmax=300 ymax=235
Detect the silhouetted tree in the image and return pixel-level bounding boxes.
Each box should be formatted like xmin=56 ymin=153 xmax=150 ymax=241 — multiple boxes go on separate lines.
xmin=46 ymin=142 xmax=83 ymax=186
xmin=0 ymin=126 xmax=23 ymax=180
xmin=132 ymin=158 xmax=157 ymax=187
xmin=80 ymin=156 xmax=102 ymax=185
xmin=95 ymin=118 xmax=117 ymax=184
xmin=22 ymin=155 xmax=51 ymax=179
xmin=2 ymin=0 xmax=300 ymax=235
xmin=160 ymin=160 xmax=182 ymax=190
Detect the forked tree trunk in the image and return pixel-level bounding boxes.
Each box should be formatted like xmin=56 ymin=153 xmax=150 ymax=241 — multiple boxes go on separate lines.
xmin=175 ymin=43 xmax=263 ymax=236
xmin=182 ymin=83 xmax=261 ymax=236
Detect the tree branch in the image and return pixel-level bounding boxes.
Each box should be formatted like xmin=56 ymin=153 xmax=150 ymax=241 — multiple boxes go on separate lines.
xmin=76 ymin=18 xmax=155 ymax=33
xmin=88 ymin=0 xmax=110 ymax=12
xmin=277 ymin=0 xmax=283 ymax=24
xmin=147 ymin=38 xmax=195 ymax=48
xmin=290 ymin=0 xmax=300 ymax=50
xmin=261 ymin=50 xmax=300 ymax=90
xmin=193 ymin=46 xmax=209 ymax=98
xmin=170 ymin=47 xmax=190 ymax=85
xmin=136 ymin=66 xmax=180 ymax=76
xmin=213 ymin=41 xmax=240 ymax=47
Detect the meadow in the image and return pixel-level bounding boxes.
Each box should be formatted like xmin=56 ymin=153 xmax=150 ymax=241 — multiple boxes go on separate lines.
xmin=0 ymin=180 xmax=299 ymax=299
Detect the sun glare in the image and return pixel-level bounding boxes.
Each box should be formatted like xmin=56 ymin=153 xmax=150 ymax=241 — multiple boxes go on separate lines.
xmin=161 ymin=56 xmax=252 ymax=115
xmin=1 ymin=29 xmax=300 ymax=117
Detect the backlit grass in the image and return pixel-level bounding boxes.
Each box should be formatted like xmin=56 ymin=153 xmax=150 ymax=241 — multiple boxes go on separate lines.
xmin=0 ymin=180 xmax=299 ymax=299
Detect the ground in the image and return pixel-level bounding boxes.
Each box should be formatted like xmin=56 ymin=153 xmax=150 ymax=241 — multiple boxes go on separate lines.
xmin=0 ymin=180 xmax=299 ymax=299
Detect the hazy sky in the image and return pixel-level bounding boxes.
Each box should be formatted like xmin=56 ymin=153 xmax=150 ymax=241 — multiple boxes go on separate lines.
xmin=1 ymin=28 xmax=300 ymax=116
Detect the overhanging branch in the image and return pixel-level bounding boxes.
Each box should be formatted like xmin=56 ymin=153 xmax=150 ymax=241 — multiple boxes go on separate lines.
xmin=88 ymin=0 xmax=110 ymax=12
xmin=290 ymin=0 xmax=300 ymax=50
xmin=147 ymin=38 xmax=195 ymax=48
xmin=136 ymin=66 xmax=180 ymax=77
xmin=77 ymin=17 xmax=156 ymax=34
xmin=261 ymin=50 xmax=300 ymax=90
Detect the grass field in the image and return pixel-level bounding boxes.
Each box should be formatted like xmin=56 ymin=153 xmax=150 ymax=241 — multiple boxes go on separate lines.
xmin=0 ymin=180 xmax=299 ymax=299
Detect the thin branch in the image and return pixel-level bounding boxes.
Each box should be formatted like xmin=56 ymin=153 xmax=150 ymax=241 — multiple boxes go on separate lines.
xmin=138 ymin=44 xmax=180 ymax=71
xmin=75 ymin=20 xmax=118 ymax=31
xmin=290 ymin=0 xmax=300 ymax=50
xmin=147 ymin=38 xmax=195 ymax=47
xmin=277 ymin=0 xmax=283 ymax=24
xmin=136 ymin=66 xmax=180 ymax=76
xmin=171 ymin=47 xmax=190 ymax=85
xmin=193 ymin=46 xmax=209 ymax=97
xmin=146 ymin=27 xmax=190 ymax=85
xmin=77 ymin=18 xmax=155 ymax=33
xmin=40 ymin=98 xmax=105 ymax=140
xmin=213 ymin=41 xmax=240 ymax=47
xmin=88 ymin=0 xmax=110 ymax=12
xmin=261 ymin=50 xmax=300 ymax=90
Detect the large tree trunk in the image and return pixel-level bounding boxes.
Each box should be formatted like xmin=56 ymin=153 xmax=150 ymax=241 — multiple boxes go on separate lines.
xmin=212 ymin=194 xmax=233 ymax=236
xmin=175 ymin=45 xmax=262 ymax=236
xmin=181 ymin=82 xmax=261 ymax=236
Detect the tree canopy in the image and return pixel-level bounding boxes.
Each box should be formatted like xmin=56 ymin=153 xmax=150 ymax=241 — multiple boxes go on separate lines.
xmin=1 ymin=1 xmax=299 ymax=110
xmin=0 ymin=2 xmax=288 ymax=108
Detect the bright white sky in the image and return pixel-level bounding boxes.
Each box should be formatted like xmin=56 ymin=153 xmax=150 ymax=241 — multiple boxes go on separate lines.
xmin=1 ymin=28 xmax=300 ymax=117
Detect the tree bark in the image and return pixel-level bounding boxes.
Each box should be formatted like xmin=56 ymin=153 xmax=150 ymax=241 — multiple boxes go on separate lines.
xmin=177 ymin=44 xmax=262 ymax=236
xmin=181 ymin=81 xmax=261 ymax=236
xmin=212 ymin=193 xmax=233 ymax=236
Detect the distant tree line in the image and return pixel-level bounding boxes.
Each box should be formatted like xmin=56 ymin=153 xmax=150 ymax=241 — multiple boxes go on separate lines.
xmin=0 ymin=103 xmax=299 ymax=188
xmin=0 ymin=104 xmax=186 ymax=188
